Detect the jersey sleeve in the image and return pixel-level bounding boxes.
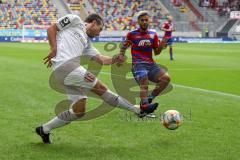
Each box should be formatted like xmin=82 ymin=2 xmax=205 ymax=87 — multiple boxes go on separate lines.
xmin=122 ymin=32 xmax=132 ymax=48
xmin=126 ymin=32 xmax=132 ymax=42
xmin=153 ymin=32 xmax=159 ymax=48
xmin=56 ymin=14 xmax=82 ymax=30
xmin=82 ymin=40 xmax=100 ymax=58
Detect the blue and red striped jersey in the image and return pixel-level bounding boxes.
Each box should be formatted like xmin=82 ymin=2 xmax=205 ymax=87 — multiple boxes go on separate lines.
xmin=125 ymin=28 xmax=159 ymax=64
xmin=162 ymin=21 xmax=174 ymax=38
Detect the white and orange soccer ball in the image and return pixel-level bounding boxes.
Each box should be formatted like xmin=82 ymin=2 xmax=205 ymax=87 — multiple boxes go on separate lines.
xmin=161 ymin=110 xmax=182 ymax=130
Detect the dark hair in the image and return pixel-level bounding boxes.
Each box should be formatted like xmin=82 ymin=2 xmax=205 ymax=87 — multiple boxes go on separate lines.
xmin=85 ymin=14 xmax=104 ymax=26
xmin=137 ymin=11 xmax=150 ymax=20
xmin=138 ymin=13 xmax=149 ymax=20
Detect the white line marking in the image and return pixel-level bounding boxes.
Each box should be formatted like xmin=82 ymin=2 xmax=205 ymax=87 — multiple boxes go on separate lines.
xmin=170 ymin=68 xmax=240 ymax=71
xmin=173 ymin=84 xmax=240 ymax=99
xmin=97 ymin=71 xmax=240 ymax=99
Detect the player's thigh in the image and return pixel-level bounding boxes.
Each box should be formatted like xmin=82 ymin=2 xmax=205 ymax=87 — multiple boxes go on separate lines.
xmin=132 ymin=64 xmax=149 ymax=85
xmin=66 ymin=86 xmax=87 ymax=107
xmin=64 ymin=66 xmax=98 ymax=106
xmin=148 ymin=63 xmax=168 ymax=83
xmin=64 ymin=87 xmax=87 ymax=116
xmin=167 ymin=38 xmax=173 ymax=46
xmin=64 ymin=66 xmax=98 ymax=90
xmin=90 ymin=79 xmax=108 ymax=96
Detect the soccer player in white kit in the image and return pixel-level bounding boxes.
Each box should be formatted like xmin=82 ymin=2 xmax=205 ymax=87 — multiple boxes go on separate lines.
xmin=36 ymin=14 xmax=158 ymax=144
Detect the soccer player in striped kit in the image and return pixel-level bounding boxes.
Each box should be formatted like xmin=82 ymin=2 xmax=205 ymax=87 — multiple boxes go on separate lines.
xmin=118 ymin=11 xmax=171 ymax=117
xmin=161 ymin=16 xmax=175 ymax=60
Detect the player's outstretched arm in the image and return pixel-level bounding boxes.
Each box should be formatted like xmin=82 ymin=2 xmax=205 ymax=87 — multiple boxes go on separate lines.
xmin=119 ymin=40 xmax=131 ymax=56
xmin=92 ymin=54 xmax=126 ymax=65
xmin=112 ymin=39 xmax=131 ymax=66
xmin=43 ymin=24 xmax=58 ymax=68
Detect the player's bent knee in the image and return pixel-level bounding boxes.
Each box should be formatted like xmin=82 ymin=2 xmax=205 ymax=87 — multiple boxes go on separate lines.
xmin=91 ymin=80 xmax=108 ymax=96
xmin=72 ymin=107 xmax=86 ymax=118
xmin=159 ymin=74 xmax=171 ymax=83
xmin=140 ymin=84 xmax=148 ymax=90
xmin=71 ymin=109 xmax=85 ymax=118
xmin=139 ymin=77 xmax=148 ymax=85
xmin=72 ymin=99 xmax=86 ymax=118
xmin=75 ymin=112 xmax=85 ymax=118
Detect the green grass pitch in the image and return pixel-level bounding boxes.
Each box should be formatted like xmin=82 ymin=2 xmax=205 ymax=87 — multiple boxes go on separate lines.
xmin=0 ymin=42 xmax=240 ymax=160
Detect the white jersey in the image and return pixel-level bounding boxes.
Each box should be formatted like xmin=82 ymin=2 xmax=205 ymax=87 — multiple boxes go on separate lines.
xmin=51 ymin=14 xmax=100 ymax=70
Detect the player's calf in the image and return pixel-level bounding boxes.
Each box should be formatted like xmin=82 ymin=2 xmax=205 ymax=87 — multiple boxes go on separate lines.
xmin=92 ymin=80 xmax=140 ymax=114
xmin=149 ymin=74 xmax=171 ymax=101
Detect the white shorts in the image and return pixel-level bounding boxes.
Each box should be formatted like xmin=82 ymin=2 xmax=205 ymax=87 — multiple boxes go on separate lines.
xmin=64 ymin=66 xmax=98 ymax=103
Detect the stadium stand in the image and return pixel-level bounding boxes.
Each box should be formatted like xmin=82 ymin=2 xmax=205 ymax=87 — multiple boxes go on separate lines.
xmin=161 ymin=0 xmax=201 ymax=32
xmin=182 ymin=0 xmax=204 ymax=21
xmin=191 ymin=0 xmax=240 ymax=37
xmin=216 ymin=19 xmax=238 ymax=37
xmin=88 ymin=0 xmax=168 ymax=31
xmin=230 ymin=20 xmax=240 ymax=40
xmin=64 ymin=0 xmax=88 ymax=19
xmin=197 ymin=0 xmax=240 ymax=16
xmin=0 ymin=0 xmax=57 ymax=29
xmin=0 ymin=0 xmax=239 ymax=39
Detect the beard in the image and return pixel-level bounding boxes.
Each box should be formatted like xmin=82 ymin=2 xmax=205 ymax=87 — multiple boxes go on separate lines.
xmin=87 ymin=34 xmax=94 ymax=38
xmin=86 ymin=29 xmax=95 ymax=38
xmin=140 ymin=24 xmax=148 ymax=31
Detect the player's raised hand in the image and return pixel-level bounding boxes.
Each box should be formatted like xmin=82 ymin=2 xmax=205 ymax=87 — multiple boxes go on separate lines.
xmin=117 ymin=54 xmax=126 ymax=63
xmin=43 ymin=48 xmax=57 ymax=68
xmin=155 ymin=39 xmax=168 ymax=55
xmin=113 ymin=54 xmax=126 ymax=66
xmin=160 ymin=38 xmax=168 ymax=48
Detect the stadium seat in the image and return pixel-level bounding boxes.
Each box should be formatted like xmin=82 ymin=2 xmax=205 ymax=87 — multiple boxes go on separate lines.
xmin=88 ymin=0 xmax=164 ymax=31
xmin=0 ymin=0 xmax=57 ymax=29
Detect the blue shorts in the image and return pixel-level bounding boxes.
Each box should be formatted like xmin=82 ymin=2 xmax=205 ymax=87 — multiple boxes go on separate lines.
xmin=167 ymin=38 xmax=173 ymax=46
xmin=132 ymin=63 xmax=164 ymax=83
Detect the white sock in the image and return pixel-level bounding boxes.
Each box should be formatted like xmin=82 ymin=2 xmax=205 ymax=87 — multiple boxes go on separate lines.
xmin=101 ymin=90 xmax=140 ymax=114
xmin=42 ymin=109 xmax=78 ymax=133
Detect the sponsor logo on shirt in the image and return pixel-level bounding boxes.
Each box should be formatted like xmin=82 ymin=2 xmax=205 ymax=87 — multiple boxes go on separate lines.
xmin=60 ymin=17 xmax=71 ymax=27
xmin=138 ymin=39 xmax=151 ymax=47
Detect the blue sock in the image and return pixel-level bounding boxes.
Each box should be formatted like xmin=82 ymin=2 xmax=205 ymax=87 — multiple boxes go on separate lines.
xmin=148 ymin=93 xmax=157 ymax=103
xmin=141 ymin=99 xmax=149 ymax=105
xmin=170 ymin=47 xmax=173 ymax=59
xmin=150 ymin=93 xmax=157 ymax=99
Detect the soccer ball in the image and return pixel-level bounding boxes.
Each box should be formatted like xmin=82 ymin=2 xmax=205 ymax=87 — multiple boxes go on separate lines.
xmin=161 ymin=110 xmax=182 ymax=130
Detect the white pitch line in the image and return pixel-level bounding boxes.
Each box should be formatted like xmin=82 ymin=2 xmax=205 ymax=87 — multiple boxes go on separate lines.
xmin=170 ymin=68 xmax=240 ymax=71
xmin=97 ymin=71 xmax=240 ymax=99
xmin=173 ymin=84 xmax=240 ymax=99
